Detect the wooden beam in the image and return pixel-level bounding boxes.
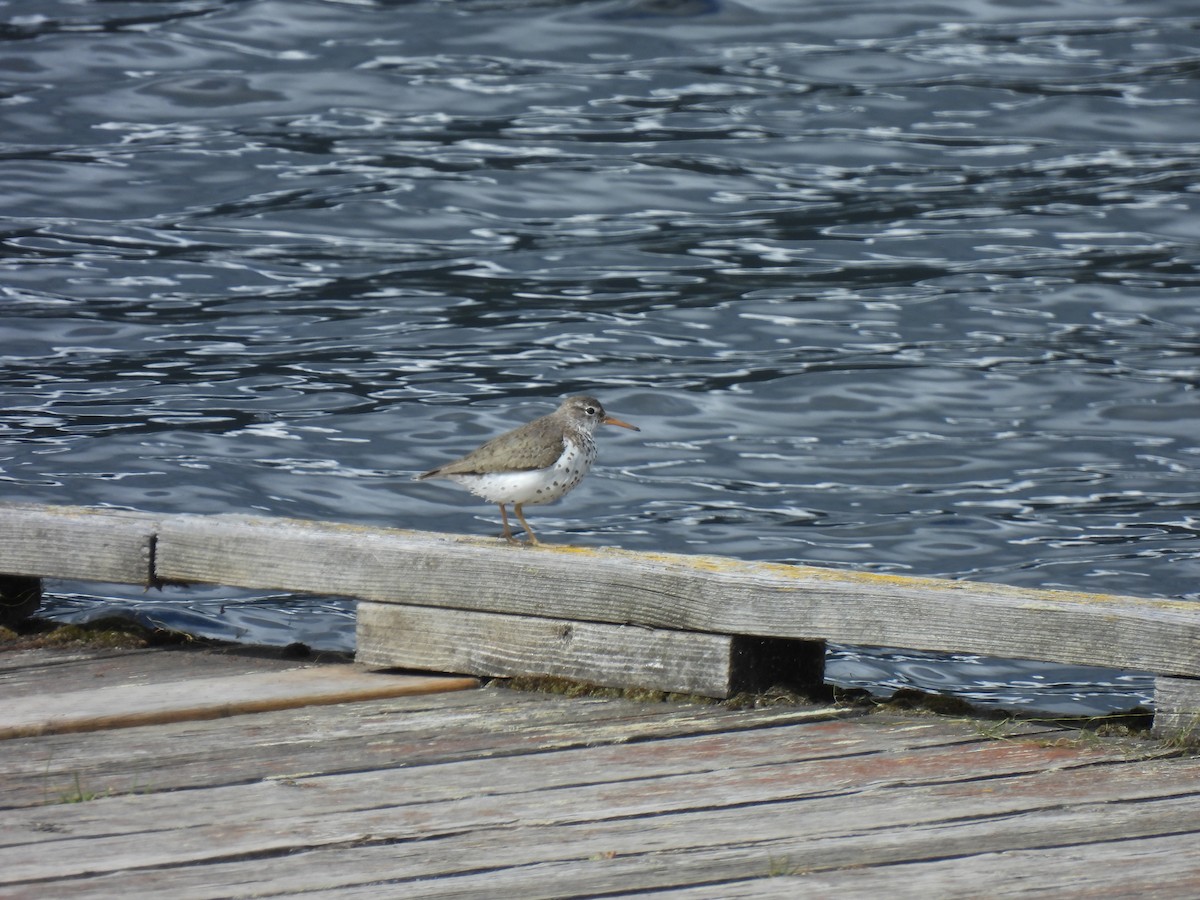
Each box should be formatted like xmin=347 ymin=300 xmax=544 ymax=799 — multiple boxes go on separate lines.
xmin=0 ymin=503 xmax=157 ymax=586
xmin=1153 ymin=677 xmax=1200 ymax=744
xmin=357 ymin=601 xmax=824 ymax=698
xmin=153 ymin=513 xmax=1200 ymax=679
xmin=4 ymin=501 xmax=1195 ymax=724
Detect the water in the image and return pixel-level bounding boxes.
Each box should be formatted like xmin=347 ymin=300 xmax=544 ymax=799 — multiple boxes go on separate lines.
xmin=3 ymin=0 xmax=1199 ymax=715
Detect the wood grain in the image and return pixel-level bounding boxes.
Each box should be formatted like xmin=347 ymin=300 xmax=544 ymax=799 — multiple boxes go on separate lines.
xmin=358 ymin=601 xmax=823 ymax=697
xmin=152 ymin=513 xmax=1200 ymax=678
xmin=0 ymin=647 xmax=1188 ymax=897
xmin=0 ymin=648 xmax=841 ymax=809
xmin=0 ymin=503 xmax=157 ymax=585
xmin=1153 ymin=675 xmax=1200 ymax=741
xmin=0 ymin=663 xmax=477 ymax=739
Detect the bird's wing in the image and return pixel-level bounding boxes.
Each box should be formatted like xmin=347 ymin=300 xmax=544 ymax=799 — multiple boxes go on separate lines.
xmin=420 ymin=430 xmax=565 ymax=478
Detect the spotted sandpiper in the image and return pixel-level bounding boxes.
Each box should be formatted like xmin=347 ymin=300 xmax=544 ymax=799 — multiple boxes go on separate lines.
xmin=415 ymin=395 xmax=640 ymax=545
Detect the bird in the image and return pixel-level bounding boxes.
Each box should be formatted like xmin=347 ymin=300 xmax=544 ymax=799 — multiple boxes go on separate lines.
xmin=415 ymin=395 xmax=640 ymax=545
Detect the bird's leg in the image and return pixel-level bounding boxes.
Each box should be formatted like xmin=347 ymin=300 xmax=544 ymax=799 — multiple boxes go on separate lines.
xmin=497 ymin=504 xmax=520 ymax=544
xmin=513 ymin=504 xmax=540 ymax=545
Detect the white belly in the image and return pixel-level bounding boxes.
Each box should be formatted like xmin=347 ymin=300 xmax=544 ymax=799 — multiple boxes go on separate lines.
xmin=446 ymin=438 xmax=596 ymax=506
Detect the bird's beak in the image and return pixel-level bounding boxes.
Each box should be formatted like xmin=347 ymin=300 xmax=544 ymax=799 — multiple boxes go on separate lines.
xmin=603 ymin=414 xmax=640 ymax=432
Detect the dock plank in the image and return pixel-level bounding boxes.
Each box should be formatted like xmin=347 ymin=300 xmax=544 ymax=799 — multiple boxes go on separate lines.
xmin=0 ymin=733 xmax=1166 ymax=885
xmin=1 ymin=643 xmax=1197 ymax=897
xmin=0 ymin=659 xmax=477 ymax=739
xmin=0 ymin=713 xmax=1070 ymax=854
xmin=0 ymin=685 xmax=845 ymax=810
xmin=7 ymin=731 xmax=1194 ymax=897
xmin=297 ymin=792 xmax=1200 ymax=900
xmin=0 ymin=645 xmax=331 ymax=695
xmin=651 ymin=833 xmax=1200 ymax=898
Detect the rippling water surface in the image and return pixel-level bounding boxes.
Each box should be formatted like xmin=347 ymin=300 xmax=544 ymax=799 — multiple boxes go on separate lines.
xmin=4 ymin=0 xmax=1199 ymax=714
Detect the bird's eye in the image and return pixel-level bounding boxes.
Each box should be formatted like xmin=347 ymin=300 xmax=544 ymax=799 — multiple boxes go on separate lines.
xmin=585 ymin=406 xmax=597 ymax=416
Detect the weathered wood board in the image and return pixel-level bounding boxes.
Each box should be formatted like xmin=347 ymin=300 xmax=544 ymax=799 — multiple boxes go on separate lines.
xmin=0 ymin=645 xmax=298 ymax=692
xmin=0 ymin=648 xmax=476 ymax=739
xmin=357 ymin=601 xmax=824 ymax=697
xmin=7 ymin=739 xmax=1188 ymax=891
xmin=0 ymin=503 xmax=157 ymax=585
xmin=1153 ymin=675 xmax=1200 ymax=741
xmin=655 ymin=833 xmax=1200 ymax=898
xmin=0 ymin=649 xmax=846 ymax=810
xmin=0 ymin=646 xmax=1192 ymax=898
xmin=152 ymin=512 xmax=1200 ymax=678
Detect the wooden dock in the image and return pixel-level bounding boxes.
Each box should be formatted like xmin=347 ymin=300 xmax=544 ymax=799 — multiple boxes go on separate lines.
xmin=2 ymin=642 xmax=1198 ymax=897
xmin=2 ymin=502 xmax=1198 ymax=738
xmin=3 ymin=501 xmax=1200 ymax=894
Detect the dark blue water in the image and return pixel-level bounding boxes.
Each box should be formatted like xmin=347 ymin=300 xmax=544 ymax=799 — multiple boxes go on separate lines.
xmin=4 ymin=0 xmax=1199 ymax=715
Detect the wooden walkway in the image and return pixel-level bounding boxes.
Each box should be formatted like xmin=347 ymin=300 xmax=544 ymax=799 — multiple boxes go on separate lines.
xmin=6 ymin=503 xmax=1200 ymax=738
xmin=2 ymin=643 xmax=1198 ymax=898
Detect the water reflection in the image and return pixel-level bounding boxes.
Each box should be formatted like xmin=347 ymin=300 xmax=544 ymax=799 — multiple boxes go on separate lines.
xmin=43 ymin=584 xmax=356 ymax=652
xmin=827 ymin=644 xmax=1154 ymax=718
